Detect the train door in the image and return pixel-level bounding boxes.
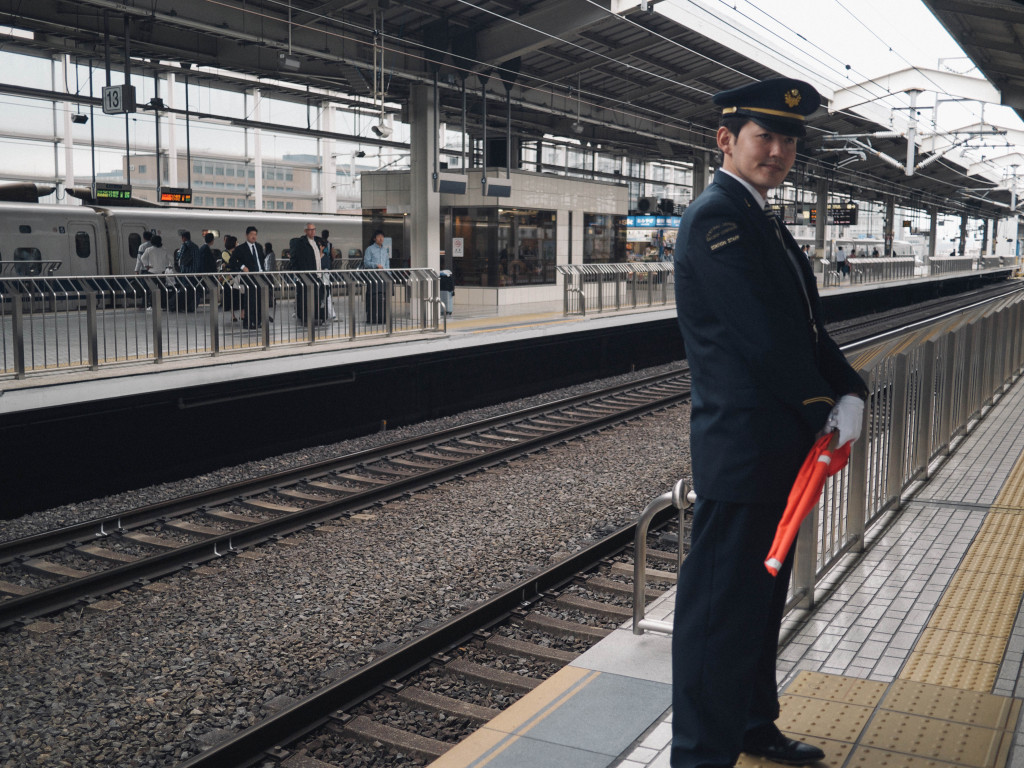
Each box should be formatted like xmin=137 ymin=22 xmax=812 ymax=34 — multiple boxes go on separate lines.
xmin=103 ymin=214 xmax=150 ymax=275
xmin=61 ymin=216 xmax=102 ymax=276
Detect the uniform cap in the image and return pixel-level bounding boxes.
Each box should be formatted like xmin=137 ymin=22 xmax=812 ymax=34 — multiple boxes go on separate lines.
xmin=713 ymin=77 xmax=821 ymax=137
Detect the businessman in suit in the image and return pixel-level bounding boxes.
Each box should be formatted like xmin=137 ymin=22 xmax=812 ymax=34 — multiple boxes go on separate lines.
xmin=289 ymin=223 xmax=325 ymax=323
xmin=671 ymin=78 xmax=868 ymax=768
xmin=229 ymin=225 xmax=266 ymax=328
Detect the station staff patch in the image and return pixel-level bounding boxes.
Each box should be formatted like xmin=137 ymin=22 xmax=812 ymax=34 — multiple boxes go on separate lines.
xmin=706 ymin=221 xmax=741 ymax=251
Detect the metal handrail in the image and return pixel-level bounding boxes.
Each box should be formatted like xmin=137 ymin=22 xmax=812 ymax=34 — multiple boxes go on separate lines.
xmin=558 ymin=262 xmax=674 ymax=316
xmin=632 ymin=479 xmax=692 ymax=635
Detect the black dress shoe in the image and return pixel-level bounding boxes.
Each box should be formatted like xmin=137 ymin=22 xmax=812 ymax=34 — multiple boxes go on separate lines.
xmin=742 ymin=730 xmax=824 ymax=765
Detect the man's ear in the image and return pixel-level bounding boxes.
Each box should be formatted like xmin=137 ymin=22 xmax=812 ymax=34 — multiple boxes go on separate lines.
xmin=716 ymin=125 xmax=734 ymax=155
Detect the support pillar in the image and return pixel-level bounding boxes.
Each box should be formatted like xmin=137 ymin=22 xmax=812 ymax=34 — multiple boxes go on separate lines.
xmin=409 ymin=83 xmax=441 ymax=271
xmin=690 ymin=151 xmax=709 ymax=200
xmin=165 ymin=72 xmax=178 ymax=187
xmin=928 ymin=207 xmax=938 ymax=259
xmin=319 ymin=101 xmax=337 ymax=214
xmin=249 ymin=88 xmax=263 ymax=210
xmin=814 ymin=175 xmax=828 ymax=259
xmin=884 ymin=196 xmax=895 ymax=255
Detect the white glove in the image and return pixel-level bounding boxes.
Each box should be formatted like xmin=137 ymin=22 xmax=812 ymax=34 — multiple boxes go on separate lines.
xmin=825 ymin=394 xmax=864 ymax=447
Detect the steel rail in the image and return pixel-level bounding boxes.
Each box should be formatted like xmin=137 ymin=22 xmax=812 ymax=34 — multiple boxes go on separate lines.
xmin=174 ymin=503 xmax=681 ymax=768
xmin=0 ymin=368 xmax=690 ymax=565
xmin=0 ymin=375 xmax=691 ymax=629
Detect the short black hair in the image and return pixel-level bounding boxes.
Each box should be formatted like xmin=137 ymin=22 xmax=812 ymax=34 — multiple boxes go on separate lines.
xmin=181 ymin=230 xmax=191 ymax=240
xmin=372 ymin=229 xmax=384 ymax=239
xmin=150 ymin=234 xmax=163 ymax=248
xmin=245 ymin=225 xmax=258 ymax=235
xmin=321 ymin=229 xmax=330 ymax=239
xmin=142 ymin=230 xmax=153 ymax=240
xmin=264 ymin=242 xmax=273 ymax=250
xmin=204 ymin=232 xmax=215 ymax=243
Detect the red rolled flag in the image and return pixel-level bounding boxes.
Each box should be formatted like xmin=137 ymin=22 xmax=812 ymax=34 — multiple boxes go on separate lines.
xmin=764 ymin=432 xmax=851 ymax=576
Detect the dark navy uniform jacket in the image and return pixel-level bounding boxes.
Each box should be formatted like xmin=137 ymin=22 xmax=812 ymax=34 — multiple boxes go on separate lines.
xmin=675 ymin=170 xmax=866 ymax=505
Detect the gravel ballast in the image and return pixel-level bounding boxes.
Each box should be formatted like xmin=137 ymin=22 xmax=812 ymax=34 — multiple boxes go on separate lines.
xmin=0 ymin=362 xmax=691 ymax=767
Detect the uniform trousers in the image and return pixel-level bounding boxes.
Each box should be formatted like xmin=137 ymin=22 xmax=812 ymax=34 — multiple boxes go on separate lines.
xmin=670 ymin=497 xmax=794 ymax=768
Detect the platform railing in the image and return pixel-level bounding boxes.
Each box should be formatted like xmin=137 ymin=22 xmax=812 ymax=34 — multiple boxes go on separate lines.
xmin=847 ymin=257 xmax=916 ymax=284
xmin=558 ymin=262 xmax=674 ymax=315
xmin=632 ymin=294 xmax=1024 ymax=634
xmin=0 ymin=268 xmax=440 ymax=379
xmin=928 ymin=256 xmax=976 ymax=274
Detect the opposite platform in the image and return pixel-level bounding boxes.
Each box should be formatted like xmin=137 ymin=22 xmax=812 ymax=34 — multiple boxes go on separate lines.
xmin=429 ymin=361 xmax=1024 ymax=768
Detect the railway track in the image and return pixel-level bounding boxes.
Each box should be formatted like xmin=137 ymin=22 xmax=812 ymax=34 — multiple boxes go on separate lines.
xmin=0 ymin=369 xmax=692 ymax=630
xmin=176 ymin=498 xmax=685 ymax=768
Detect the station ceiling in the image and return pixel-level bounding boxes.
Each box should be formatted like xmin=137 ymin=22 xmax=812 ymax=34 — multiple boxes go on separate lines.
xmin=0 ymin=0 xmax=1018 ymax=219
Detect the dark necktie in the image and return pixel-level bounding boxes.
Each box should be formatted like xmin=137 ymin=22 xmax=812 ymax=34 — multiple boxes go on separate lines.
xmin=250 ymin=244 xmax=260 ymax=270
xmin=766 ymin=209 xmax=816 ymax=335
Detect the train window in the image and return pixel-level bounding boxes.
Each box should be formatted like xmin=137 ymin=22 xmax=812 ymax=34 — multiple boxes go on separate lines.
xmin=13 ymin=247 xmax=42 ymax=275
xmin=128 ymin=232 xmax=141 ymax=260
xmin=74 ymin=232 xmax=91 ymax=259
xmin=18 ymin=225 xmax=31 ymax=234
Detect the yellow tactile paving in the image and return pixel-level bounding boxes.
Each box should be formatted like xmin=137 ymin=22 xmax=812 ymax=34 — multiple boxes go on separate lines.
xmin=881 ymin=680 xmax=1020 ymax=730
xmin=861 ymin=710 xmax=1007 ymax=767
xmin=899 ymin=653 xmax=1000 ymax=691
xmin=914 ymin=628 xmax=1014 ymax=663
xmin=776 ymin=672 xmax=1019 ymax=768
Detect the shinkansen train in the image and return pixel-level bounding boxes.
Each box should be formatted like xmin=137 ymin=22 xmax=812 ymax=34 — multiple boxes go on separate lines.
xmin=0 ymin=201 xmax=407 ymax=276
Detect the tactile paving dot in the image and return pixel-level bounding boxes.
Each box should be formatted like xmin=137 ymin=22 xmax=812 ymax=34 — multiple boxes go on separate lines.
xmin=861 ymin=710 xmax=1004 ymax=767
xmin=783 ymin=670 xmax=887 ymax=707
xmin=881 ymin=679 xmax=1019 ymax=730
xmin=775 ymin=697 xmax=873 ymax=743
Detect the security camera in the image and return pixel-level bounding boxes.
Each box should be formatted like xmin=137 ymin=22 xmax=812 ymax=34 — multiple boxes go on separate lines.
xmin=371 ymin=123 xmax=392 ymax=139
xmin=71 ymin=114 xmax=88 ymax=124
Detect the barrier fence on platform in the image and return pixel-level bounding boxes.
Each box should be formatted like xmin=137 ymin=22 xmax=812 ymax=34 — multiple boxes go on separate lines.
xmin=633 ymin=294 xmax=1024 ymax=633
xmin=0 ymin=268 xmax=441 ymax=379
xmin=558 ymin=262 xmax=674 ymax=315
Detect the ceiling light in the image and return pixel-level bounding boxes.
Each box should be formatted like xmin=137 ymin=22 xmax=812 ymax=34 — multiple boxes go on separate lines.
xmin=278 ymin=52 xmax=301 ymax=71
xmin=572 ymin=122 xmax=584 ymax=135
xmin=372 ymin=123 xmax=392 ymax=139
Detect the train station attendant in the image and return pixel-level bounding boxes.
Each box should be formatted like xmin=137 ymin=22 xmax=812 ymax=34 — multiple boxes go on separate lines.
xmin=671 ymin=78 xmax=868 ymax=768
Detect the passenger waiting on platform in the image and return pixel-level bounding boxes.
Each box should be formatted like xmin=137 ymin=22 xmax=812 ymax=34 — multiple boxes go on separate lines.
xmin=363 ymin=230 xmax=389 ymax=324
xmin=671 ymin=77 xmax=868 ymax=768
xmin=263 ymin=242 xmax=277 ymax=272
xmin=177 ymin=231 xmax=199 ymax=273
xmin=197 ymin=232 xmax=218 ymax=273
xmin=836 ymin=245 xmax=848 ymax=276
xmin=222 ymin=235 xmax=241 ymax=322
xmin=318 ymin=230 xmax=337 ymax=320
xmin=289 ymin=223 xmax=326 ymax=325
xmin=135 ymin=230 xmax=153 ymax=274
xmin=139 ymin=234 xmax=173 ymax=309
xmin=872 ymin=247 xmax=880 ymax=258
xmin=229 ymin=226 xmax=267 ymax=328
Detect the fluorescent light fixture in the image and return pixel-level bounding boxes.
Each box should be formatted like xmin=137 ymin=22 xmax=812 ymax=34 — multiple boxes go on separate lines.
xmin=71 ymin=114 xmax=88 ymax=124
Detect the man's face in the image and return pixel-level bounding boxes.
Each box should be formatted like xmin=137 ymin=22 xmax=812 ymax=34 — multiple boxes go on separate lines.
xmin=305 ymin=225 xmax=316 ymax=238
xmin=246 ymin=230 xmax=259 ymax=244
xmin=374 ymin=234 xmax=384 ymax=246
xmin=717 ymin=121 xmax=796 ymax=197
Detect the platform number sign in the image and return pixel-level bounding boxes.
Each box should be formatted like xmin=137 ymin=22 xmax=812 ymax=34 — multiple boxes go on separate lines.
xmin=102 ymin=84 xmax=136 ymax=115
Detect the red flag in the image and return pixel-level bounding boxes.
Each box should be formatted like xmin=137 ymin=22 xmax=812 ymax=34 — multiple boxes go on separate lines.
xmin=764 ymin=433 xmax=850 ymax=576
